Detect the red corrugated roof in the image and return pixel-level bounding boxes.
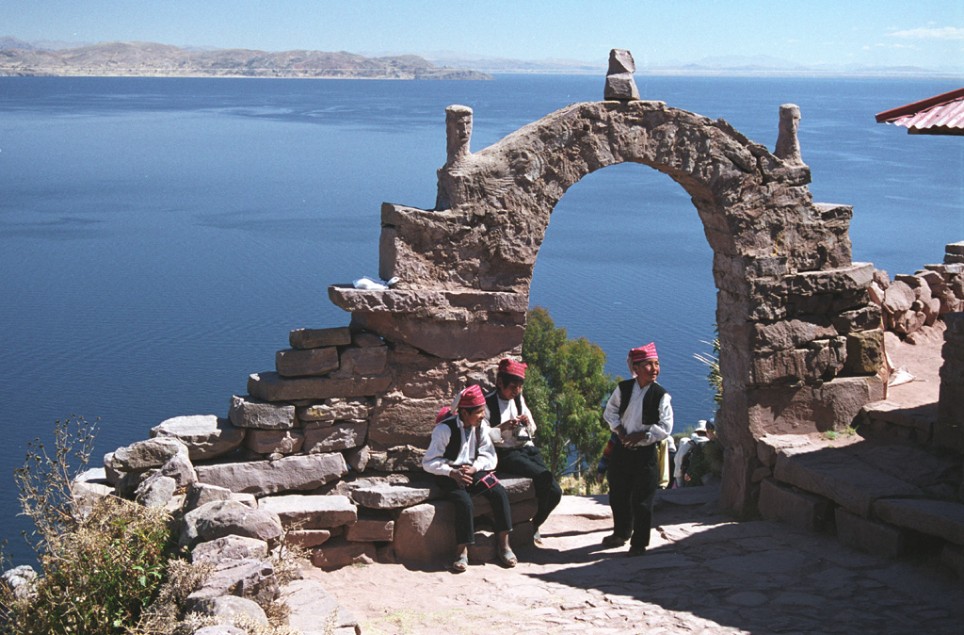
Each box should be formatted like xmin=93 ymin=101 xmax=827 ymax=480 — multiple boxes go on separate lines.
xmin=875 ymin=87 xmax=964 ymax=136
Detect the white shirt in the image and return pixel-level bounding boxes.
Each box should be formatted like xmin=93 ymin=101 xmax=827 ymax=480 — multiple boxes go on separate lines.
xmin=487 ymin=393 xmax=536 ymax=448
xmin=603 ymin=381 xmax=674 ymax=446
xmin=422 ymin=416 xmax=499 ymax=476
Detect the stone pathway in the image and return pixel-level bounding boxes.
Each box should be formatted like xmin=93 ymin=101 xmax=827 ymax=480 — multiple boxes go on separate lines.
xmin=315 ymin=489 xmax=963 ymax=634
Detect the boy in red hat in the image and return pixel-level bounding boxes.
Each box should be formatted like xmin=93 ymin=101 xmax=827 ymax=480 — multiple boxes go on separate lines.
xmin=600 ymin=342 xmax=674 ymax=556
xmin=423 ymin=384 xmax=516 ymax=572
xmin=486 ymin=358 xmax=562 ymax=545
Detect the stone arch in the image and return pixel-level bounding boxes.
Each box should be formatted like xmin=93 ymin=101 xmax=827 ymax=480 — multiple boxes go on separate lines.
xmin=322 ymin=86 xmax=884 ymax=518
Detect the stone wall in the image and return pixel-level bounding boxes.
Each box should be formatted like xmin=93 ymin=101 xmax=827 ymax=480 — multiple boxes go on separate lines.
xmin=870 ymin=241 xmax=964 ymax=340
xmin=91 ymin=327 xmax=539 ymax=569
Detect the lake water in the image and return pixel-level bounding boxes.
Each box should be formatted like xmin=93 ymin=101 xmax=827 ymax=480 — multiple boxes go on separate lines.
xmin=1 ymin=75 xmax=961 ymax=564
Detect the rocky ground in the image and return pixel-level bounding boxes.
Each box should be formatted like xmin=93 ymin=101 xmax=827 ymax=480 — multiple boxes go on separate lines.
xmin=312 ymin=488 xmax=962 ymax=635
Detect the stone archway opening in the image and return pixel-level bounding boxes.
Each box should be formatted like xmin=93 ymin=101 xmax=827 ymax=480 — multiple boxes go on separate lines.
xmin=529 ymin=161 xmax=719 ymax=430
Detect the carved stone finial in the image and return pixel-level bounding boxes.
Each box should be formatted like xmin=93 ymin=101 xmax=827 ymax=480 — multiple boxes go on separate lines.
xmin=604 ymin=49 xmax=640 ymax=101
xmin=775 ymin=103 xmax=804 ymax=166
xmin=444 ymin=104 xmax=473 ymax=165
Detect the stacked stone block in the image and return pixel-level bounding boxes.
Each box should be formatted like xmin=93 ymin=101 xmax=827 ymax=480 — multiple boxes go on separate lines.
xmin=869 ymin=242 xmax=964 ymax=339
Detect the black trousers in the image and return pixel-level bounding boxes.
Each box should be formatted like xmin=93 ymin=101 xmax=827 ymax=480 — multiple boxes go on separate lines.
xmin=496 ymin=445 xmax=562 ymax=529
xmin=435 ymin=470 xmax=513 ymax=546
xmin=606 ymin=441 xmax=659 ymax=549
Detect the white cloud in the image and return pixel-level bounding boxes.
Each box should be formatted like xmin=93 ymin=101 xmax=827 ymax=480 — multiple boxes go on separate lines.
xmin=888 ymin=26 xmax=964 ymax=40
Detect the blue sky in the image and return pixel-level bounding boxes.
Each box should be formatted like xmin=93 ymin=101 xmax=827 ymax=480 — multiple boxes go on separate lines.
xmin=3 ymin=0 xmax=963 ymax=71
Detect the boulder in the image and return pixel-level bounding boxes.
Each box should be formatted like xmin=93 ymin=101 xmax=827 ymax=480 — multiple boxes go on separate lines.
xmin=345 ymin=518 xmax=394 ymax=542
xmin=134 ymin=474 xmax=176 ymax=508
xmin=298 ymin=399 xmax=371 ymax=423
xmin=228 ymin=395 xmax=296 ymax=430
xmin=1 ymin=565 xmax=37 ymax=601
xmin=279 ymin=577 xmax=362 ymax=635
xmin=110 ymin=437 xmax=188 ymax=472
xmin=258 ymin=494 xmax=357 ymax=529
xmin=289 ymin=326 xmax=351 ymax=349
xmin=303 ymin=420 xmax=368 ymax=453
xmin=157 ymin=449 xmax=197 ymax=488
xmin=350 ymin=484 xmax=433 ymax=510
xmin=392 ymin=501 xmax=455 ymax=565
xmin=185 ymin=558 xmax=278 ymax=606
xmin=331 ymin=346 xmax=387 ymax=377
xmin=243 ymin=428 xmax=305 ymax=455
xmin=882 ymin=280 xmax=916 ymax=315
xmin=195 ymin=453 xmax=348 ymax=496
xmin=181 ymin=500 xmax=283 ymax=548
xmin=309 ymin=538 xmax=376 ymax=570
xmin=366 ymin=445 xmax=425 ymax=472
xmin=276 ymin=347 xmax=339 ymax=377
xmin=150 ymin=414 xmax=244 ymax=460
xmin=345 ymin=445 xmax=370 ymax=472
xmin=192 ymin=535 xmax=269 ymax=565
xmin=188 ymin=595 xmax=268 ymax=628
xmin=184 ymin=483 xmax=256 ymax=512
xmin=284 ymin=529 xmax=333 ymax=548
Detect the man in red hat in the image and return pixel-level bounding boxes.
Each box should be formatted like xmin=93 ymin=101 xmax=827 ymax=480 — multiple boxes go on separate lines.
xmin=600 ymin=342 xmax=674 ymax=556
xmin=423 ymin=384 xmax=516 ymax=572
xmin=486 ymin=358 xmax=562 ymax=545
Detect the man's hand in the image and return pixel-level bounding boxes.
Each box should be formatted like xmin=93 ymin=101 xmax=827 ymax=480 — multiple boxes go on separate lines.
xmin=450 ymin=466 xmax=474 ymax=486
xmin=623 ymin=431 xmax=651 ymax=447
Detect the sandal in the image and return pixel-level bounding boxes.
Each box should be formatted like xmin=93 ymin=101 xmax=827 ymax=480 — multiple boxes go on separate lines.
xmin=498 ymin=548 xmax=518 ymax=568
xmin=451 ymin=553 xmax=468 ymax=573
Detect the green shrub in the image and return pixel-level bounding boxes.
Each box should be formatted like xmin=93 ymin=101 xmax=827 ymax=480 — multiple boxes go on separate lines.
xmin=15 ymin=496 xmax=173 ymax=634
xmin=1 ymin=418 xmax=176 ymax=635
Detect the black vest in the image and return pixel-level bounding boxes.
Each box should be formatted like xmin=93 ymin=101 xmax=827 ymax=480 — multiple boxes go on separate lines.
xmin=616 ymin=379 xmax=666 ymax=427
xmin=485 ymin=390 xmax=523 ymax=427
xmin=440 ymin=416 xmax=480 ymax=463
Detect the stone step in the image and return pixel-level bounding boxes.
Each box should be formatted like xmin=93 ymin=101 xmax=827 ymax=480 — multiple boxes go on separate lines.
xmin=767 ymin=437 xmax=962 ymax=557
xmin=856 ymin=399 xmax=938 ymax=445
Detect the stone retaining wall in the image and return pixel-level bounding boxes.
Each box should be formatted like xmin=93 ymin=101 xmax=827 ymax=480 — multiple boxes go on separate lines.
xmin=869 ymin=241 xmax=964 ymax=341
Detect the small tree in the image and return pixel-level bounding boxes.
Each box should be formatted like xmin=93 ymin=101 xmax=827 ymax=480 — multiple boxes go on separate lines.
xmin=522 ymin=308 xmax=616 ymax=482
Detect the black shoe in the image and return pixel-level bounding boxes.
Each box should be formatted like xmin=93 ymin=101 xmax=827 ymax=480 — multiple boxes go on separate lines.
xmin=627 ymin=546 xmax=647 ymax=557
xmin=601 ymin=534 xmax=627 ymax=548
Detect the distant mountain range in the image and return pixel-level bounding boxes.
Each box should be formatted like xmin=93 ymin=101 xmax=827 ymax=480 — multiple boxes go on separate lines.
xmin=0 ymin=37 xmax=955 ymax=80
xmin=0 ymin=37 xmax=492 ymax=80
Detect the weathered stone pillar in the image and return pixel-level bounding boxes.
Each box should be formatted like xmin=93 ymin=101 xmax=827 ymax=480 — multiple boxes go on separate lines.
xmin=775 ymin=103 xmax=804 ymax=167
xmin=444 ymin=104 xmax=473 ymax=166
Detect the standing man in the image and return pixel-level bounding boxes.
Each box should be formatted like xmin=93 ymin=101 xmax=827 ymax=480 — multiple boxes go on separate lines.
xmin=601 ymin=342 xmax=674 ymax=556
xmin=487 ymin=358 xmax=562 ymax=546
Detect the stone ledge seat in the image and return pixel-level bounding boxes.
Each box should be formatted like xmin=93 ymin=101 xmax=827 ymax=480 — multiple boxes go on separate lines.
xmin=758 ymin=434 xmax=964 ymax=571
